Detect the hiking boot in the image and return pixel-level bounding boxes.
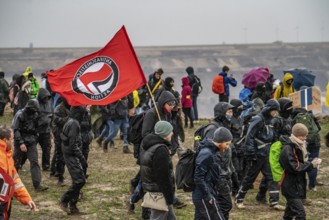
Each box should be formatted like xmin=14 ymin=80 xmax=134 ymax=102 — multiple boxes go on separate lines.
xmin=57 ymin=178 xmax=66 ymax=187
xmin=173 ymin=199 xmax=186 ymax=209
xmin=235 ymin=201 xmax=246 ymax=209
xmin=128 ymin=202 xmax=135 ymax=214
xmin=96 ymin=138 xmax=103 ymax=147
xmin=309 ymin=187 xmax=317 ymax=192
xmin=69 ymin=205 xmax=87 ymax=215
xmin=58 ymin=201 xmax=69 ymax=213
xmin=35 ymin=185 xmax=49 ymax=192
xmin=123 ymin=145 xmax=132 ymax=154
xmin=271 ymin=204 xmax=285 ymax=211
xmin=256 ymin=196 xmax=267 ymax=205
xmin=109 ymin=141 xmax=117 ymax=149
xmin=102 ymin=141 xmax=108 ymax=152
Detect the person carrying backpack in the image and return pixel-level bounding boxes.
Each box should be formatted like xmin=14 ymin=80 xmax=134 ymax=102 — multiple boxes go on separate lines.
xmin=193 ymin=127 xmax=233 ymax=220
xmin=217 ymin=65 xmax=237 ymax=102
xmin=186 ymin=66 xmax=202 ymax=121
xmin=235 ymin=99 xmax=285 ymax=210
xmin=291 ymin=107 xmax=322 ymax=191
xmin=279 ymin=123 xmax=322 ymax=220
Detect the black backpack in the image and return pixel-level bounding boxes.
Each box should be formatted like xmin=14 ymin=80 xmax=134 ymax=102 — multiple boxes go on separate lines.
xmin=193 ymin=122 xmax=219 ymax=151
xmin=110 ymin=99 xmax=128 ymax=119
xmin=175 ymin=149 xmax=196 ymax=192
xmin=191 ymin=75 xmax=203 ymax=95
xmin=127 ymin=112 xmax=146 ymax=145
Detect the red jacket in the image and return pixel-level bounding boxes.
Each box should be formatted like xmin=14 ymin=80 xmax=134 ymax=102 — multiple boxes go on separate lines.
xmin=181 ymin=77 xmax=193 ymax=108
xmin=0 ymin=139 xmax=32 ymax=219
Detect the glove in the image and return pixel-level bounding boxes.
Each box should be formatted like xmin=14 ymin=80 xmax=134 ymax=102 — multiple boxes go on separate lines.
xmin=311 ymin=158 xmax=322 ymax=168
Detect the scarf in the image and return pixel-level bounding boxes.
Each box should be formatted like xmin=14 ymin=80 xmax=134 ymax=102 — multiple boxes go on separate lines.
xmin=289 ymin=134 xmax=308 ymax=161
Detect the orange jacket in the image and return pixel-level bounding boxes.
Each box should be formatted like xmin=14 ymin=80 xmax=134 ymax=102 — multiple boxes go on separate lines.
xmin=0 ymin=140 xmax=32 ymax=206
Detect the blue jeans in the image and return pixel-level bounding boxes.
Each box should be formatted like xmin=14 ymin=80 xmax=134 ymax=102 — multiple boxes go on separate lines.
xmin=307 ymin=144 xmax=320 ymax=188
xmin=99 ymin=119 xmax=110 ymax=140
xmin=105 ymin=118 xmax=128 ymax=145
xmin=130 ymin=179 xmax=143 ymax=204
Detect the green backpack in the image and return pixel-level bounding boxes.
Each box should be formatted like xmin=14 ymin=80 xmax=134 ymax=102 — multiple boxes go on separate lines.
xmin=269 ymin=141 xmax=284 ymax=182
xmin=294 ymin=112 xmax=320 ymax=144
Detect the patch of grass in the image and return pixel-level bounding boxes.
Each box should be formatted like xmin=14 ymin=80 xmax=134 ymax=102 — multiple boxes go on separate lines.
xmin=3 ymin=115 xmax=329 ymax=219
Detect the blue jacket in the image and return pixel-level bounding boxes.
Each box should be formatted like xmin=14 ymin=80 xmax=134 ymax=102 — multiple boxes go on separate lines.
xmin=192 ymin=139 xmax=222 ymax=201
xmin=219 ymin=72 xmax=237 ymax=96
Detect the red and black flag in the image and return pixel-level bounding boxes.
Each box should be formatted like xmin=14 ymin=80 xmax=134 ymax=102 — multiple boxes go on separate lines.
xmin=47 ymin=26 xmax=146 ymax=106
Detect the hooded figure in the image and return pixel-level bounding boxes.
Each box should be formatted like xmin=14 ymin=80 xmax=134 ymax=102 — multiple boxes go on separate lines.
xmin=36 ymin=88 xmax=53 ymax=171
xmin=59 ymin=106 xmax=87 ymax=215
xmin=154 ymin=77 xmax=175 ymax=102
xmin=12 ymin=99 xmax=48 ymax=191
xmin=235 ymin=99 xmax=284 ymax=210
xmin=274 ymin=73 xmax=295 ymax=99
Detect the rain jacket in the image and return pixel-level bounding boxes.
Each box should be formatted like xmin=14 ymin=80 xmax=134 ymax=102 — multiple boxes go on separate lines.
xmin=0 ymin=139 xmax=32 ymax=219
xmin=22 ymin=67 xmax=32 ymax=79
xmin=181 ymin=77 xmax=192 ymax=108
xmin=279 ymin=137 xmax=313 ymax=199
xmin=218 ymin=71 xmax=237 ymax=97
xmin=29 ymin=77 xmax=40 ymax=99
xmin=273 ymin=73 xmax=295 ymax=99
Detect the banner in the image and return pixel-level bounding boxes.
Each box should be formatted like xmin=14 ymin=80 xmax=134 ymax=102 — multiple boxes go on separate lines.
xmin=47 ymin=26 xmax=146 ymax=106
xmin=288 ymin=86 xmax=321 ymax=112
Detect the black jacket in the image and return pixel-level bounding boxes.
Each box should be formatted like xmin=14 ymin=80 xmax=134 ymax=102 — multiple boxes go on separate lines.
xmin=36 ymin=88 xmax=52 ymax=134
xmin=13 ymin=99 xmax=39 ymax=146
xmin=52 ymin=101 xmax=70 ymax=137
xmin=140 ymin=133 xmax=175 ymax=205
xmin=244 ymin=100 xmax=279 ymax=158
xmin=61 ymin=107 xmax=86 ymax=167
xmin=279 ymin=138 xmax=313 ymax=199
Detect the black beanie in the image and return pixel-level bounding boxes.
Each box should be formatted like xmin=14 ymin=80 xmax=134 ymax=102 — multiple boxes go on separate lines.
xmin=213 ymin=127 xmax=233 ymax=143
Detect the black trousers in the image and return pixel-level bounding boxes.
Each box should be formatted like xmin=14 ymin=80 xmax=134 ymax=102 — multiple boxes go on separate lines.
xmin=217 ymin=181 xmax=232 ymax=220
xmin=60 ymin=156 xmax=86 ymax=206
xmin=235 ymin=155 xmax=279 ymax=205
xmin=13 ymin=142 xmax=42 ymax=188
xmin=282 ymin=198 xmax=306 ymax=220
xmin=38 ymin=132 xmax=52 ymax=170
xmin=52 ymin=136 xmax=65 ymax=179
xmin=193 ymin=199 xmax=225 ymax=220
xmin=182 ymin=108 xmax=194 ymax=128
xmin=0 ymin=102 xmax=6 ymax=116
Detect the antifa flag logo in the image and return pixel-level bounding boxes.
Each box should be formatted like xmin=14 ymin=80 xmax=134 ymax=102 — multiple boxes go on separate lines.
xmin=72 ymin=56 xmax=119 ymax=100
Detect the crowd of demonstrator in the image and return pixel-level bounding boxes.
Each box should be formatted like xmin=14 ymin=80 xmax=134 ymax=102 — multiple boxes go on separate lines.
xmin=0 ymin=65 xmax=328 ymax=220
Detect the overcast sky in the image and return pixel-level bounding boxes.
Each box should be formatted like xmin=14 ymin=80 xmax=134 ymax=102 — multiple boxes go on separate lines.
xmin=1 ymin=0 xmax=328 ymax=48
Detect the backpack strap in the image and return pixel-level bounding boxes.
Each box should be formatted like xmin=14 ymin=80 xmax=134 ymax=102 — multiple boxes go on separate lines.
xmin=151 ymin=80 xmax=162 ymax=94
xmin=278 ymin=147 xmax=298 ymax=190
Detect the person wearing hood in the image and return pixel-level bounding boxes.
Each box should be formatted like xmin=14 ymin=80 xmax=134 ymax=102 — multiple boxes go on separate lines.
xmin=181 ymin=77 xmax=193 ymax=128
xmin=235 ymin=99 xmax=285 ymax=210
xmin=50 ymin=97 xmax=70 ymax=185
xmin=59 ymin=106 xmax=87 ymax=215
xmin=22 ymin=66 xmax=32 ymax=79
xmin=0 ymin=72 xmax=9 ymax=116
xmin=273 ymin=72 xmax=295 ymax=99
xmin=280 ymin=123 xmax=322 ymax=220
xmin=193 ymin=127 xmax=233 ymax=220
xmin=140 ymin=121 xmax=176 ymax=219
xmin=0 ymin=125 xmax=37 ymax=219
xmin=218 ymin=65 xmax=237 ymax=102
xmin=36 ymin=88 xmax=53 ymax=171
xmin=147 ymin=68 xmax=164 ymax=101
xmin=186 ymin=66 xmax=201 ymax=121
xmin=27 ymin=73 xmax=40 ymax=99
xmin=14 ymin=76 xmax=31 ymax=114
xmin=154 ymin=77 xmax=175 ymax=102
xmin=12 ymin=99 xmax=48 ymax=192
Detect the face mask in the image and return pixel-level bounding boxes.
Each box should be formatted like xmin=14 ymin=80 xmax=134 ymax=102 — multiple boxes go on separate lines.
xmin=225 ymin=115 xmax=232 ymax=121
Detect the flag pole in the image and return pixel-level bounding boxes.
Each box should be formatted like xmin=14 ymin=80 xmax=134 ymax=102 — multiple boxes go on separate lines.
xmin=145 ymin=83 xmax=161 ymax=121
